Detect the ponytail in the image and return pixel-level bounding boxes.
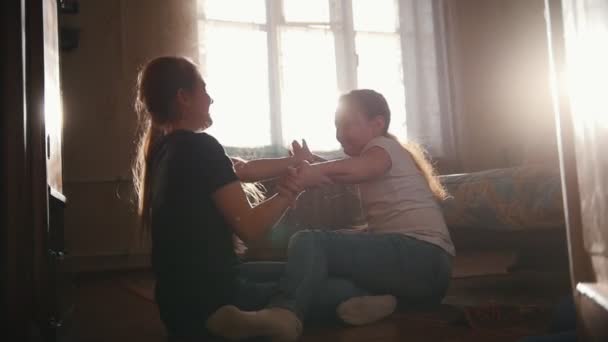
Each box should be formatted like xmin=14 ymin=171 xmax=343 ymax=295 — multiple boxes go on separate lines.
xmin=133 ymin=117 xmax=163 ymax=235
xmin=385 ymin=133 xmax=449 ymax=201
xmin=133 ymin=56 xmax=200 ymax=236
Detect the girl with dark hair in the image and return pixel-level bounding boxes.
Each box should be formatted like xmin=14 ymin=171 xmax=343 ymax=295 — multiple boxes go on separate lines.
xmin=133 ymin=56 xmax=308 ymax=341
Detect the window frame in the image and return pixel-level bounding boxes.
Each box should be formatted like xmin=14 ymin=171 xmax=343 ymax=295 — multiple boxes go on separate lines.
xmin=198 ymin=0 xmax=408 ymax=155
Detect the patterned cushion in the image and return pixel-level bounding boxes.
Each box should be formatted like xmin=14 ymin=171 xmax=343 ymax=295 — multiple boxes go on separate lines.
xmin=439 ymin=165 xmax=565 ymax=231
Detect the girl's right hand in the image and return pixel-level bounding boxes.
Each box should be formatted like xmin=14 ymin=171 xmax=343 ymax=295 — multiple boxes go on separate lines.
xmin=276 ymin=167 xmax=304 ymax=208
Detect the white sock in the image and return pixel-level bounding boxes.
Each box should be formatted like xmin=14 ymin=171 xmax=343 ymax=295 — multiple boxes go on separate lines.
xmin=206 ymin=305 xmax=270 ymax=340
xmin=206 ymin=305 xmax=302 ymax=341
xmin=337 ymin=295 xmax=397 ymax=326
xmin=257 ymin=307 xmax=303 ymax=342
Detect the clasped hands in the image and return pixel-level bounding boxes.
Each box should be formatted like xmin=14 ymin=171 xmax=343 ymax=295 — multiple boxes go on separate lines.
xmin=277 ymin=140 xmax=332 ymax=207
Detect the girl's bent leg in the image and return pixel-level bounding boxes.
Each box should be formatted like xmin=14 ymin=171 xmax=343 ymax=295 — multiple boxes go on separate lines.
xmin=307 ymin=277 xmax=368 ymax=323
xmin=269 ymin=230 xmax=451 ymax=320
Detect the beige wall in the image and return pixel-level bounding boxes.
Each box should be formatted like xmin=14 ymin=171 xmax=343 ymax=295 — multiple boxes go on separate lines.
xmin=60 ymin=0 xmax=198 ymax=262
xmin=446 ymin=0 xmax=559 ymax=172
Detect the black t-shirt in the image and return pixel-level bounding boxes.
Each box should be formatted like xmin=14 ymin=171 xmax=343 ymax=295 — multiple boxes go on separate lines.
xmin=148 ymin=130 xmax=239 ymax=337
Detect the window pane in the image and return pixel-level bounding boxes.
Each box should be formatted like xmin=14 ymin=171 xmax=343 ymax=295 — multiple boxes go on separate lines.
xmin=199 ymin=22 xmax=271 ymax=147
xmin=356 ymin=33 xmax=407 ymax=138
xmin=200 ymin=0 xmax=266 ymax=24
xmin=280 ymin=27 xmax=340 ymax=151
xmin=283 ymin=0 xmax=330 ymax=23
xmin=352 ymin=0 xmax=398 ymax=32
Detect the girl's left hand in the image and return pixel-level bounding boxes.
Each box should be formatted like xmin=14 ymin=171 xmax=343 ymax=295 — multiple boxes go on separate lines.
xmin=290 ymin=139 xmax=315 ymax=163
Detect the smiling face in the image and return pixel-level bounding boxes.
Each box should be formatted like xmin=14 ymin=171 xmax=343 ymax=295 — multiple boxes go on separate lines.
xmin=189 ymin=78 xmax=214 ymax=130
xmin=136 ymin=57 xmax=216 ymax=134
xmin=334 ymin=97 xmax=387 ymax=156
xmin=175 ymin=76 xmax=214 ymax=132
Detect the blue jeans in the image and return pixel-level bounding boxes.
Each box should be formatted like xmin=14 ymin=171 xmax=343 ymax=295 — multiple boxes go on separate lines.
xmin=233 ymin=230 xmax=452 ymax=322
xmin=231 ymin=262 xmax=283 ymax=311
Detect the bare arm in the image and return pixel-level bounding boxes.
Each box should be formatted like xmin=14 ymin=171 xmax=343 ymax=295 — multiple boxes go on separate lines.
xmin=230 ymin=139 xmax=317 ymax=182
xmin=297 ymin=146 xmax=392 ymax=186
xmin=212 ymin=180 xmax=300 ymax=244
xmin=333 ymin=226 xmax=369 ymax=234
xmin=311 ymin=154 xmax=327 ymax=163
xmin=231 ymin=156 xmax=299 ymax=182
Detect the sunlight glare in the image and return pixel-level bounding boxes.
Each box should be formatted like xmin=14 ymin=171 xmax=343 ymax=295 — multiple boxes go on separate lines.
xmin=280 ymin=28 xmax=341 ymax=152
xmin=566 ymin=27 xmax=608 ymax=128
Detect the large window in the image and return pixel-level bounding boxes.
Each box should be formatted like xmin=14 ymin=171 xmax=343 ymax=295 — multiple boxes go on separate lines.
xmin=198 ymin=0 xmax=407 ymax=152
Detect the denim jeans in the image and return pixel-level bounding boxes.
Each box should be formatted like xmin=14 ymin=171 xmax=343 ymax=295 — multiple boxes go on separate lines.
xmin=230 ymin=262 xmax=283 ymax=311
xmin=233 ymin=230 xmax=452 ymax=322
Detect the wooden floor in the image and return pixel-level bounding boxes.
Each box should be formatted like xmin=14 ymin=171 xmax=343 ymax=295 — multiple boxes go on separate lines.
xmin=63 ymin=268 xmax=570 ymax=342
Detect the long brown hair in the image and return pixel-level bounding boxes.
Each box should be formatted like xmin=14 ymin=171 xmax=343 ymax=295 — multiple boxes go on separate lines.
xmin=133 ymin=56 xmax=201 ymax=234
xmin=339 ymin=89 xmax=449 ymax=201
xmin=133 ymin=56 xmax=265 ymax=238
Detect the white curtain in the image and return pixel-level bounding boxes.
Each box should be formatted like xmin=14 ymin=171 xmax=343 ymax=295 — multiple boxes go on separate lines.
xmin=398 ymin=0 xmax=457 ymax=160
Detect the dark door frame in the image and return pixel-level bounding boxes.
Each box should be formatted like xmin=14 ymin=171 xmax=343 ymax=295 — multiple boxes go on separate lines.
xmin=2 ymin=0 xmax=53 ymax=340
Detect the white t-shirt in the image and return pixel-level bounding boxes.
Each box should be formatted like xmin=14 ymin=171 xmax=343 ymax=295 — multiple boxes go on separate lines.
xmin=358 ymin=136 xmax=455 ymax=256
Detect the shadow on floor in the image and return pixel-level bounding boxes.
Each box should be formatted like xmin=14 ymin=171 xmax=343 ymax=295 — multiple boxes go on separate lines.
xmin=65 ymin=267 xmax=570 ymax=342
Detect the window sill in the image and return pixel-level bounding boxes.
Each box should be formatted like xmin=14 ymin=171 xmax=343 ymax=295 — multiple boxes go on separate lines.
xmin=225 ymin=145 xmax=346 ymax=160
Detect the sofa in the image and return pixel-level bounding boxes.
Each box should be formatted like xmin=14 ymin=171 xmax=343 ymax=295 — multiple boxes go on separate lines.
xmin=241 ymin=164 xmax=569 ymax=270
